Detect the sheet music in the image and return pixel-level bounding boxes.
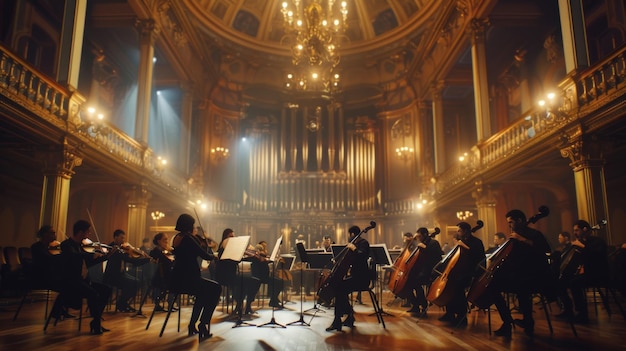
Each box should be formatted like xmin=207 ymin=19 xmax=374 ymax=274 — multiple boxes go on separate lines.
xmin=370 ymin=243 xmax=393 ymax=267
xmin=269 ymin=235 xmax=283 ymax=262
xmin=221 ymin=235 xmax=250 ymax=261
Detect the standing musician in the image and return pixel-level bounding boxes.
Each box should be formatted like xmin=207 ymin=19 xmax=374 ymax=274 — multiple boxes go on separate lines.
xmin=149 ymin=232 xmax=175 ymax=312
xmin=170 ymin=214 xmax=221 ymax=341
xmin=490 ymin=209 xmax=552 ymax=337
xmin=59 ymin=220 xmax=112 ymax=334
xmin=556 ymin=220 xmax=609 ymax=324
xmin=403 ymin=227 xmax=443 ymax=315
xmin=326 ymin=225 xmax=370 ymax=332
xmin=437 ymin=222 xmax=485 ymax=326
xmin=103 ymin=229 xmax=151 ymax=312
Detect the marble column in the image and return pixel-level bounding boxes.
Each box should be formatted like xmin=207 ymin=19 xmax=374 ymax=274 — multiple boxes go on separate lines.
xmin=56 ymin=0 xmax=87 ymax=89
xmin=558 ymin=0 xmax=590 ymax=73
xmin=125 ymin=184 xmax=151 ymax=246
xmin=39 ymin=138 xmax=83 ymax=234
xmin=134 ymin=19 xmax=159 ymax=145
xmin=431 ymin=81 xmax=446 ymax=174
xmin=472 ymin=180 xmax=498 ymax=245
xmin=560 ymin=133 xmax=612 ymax=244
xmin=470 ymin=18 xmax=492 ymax=142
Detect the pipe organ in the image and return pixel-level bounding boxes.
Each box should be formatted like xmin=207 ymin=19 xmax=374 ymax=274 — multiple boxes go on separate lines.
xmin=244 ymin=102 xmax=377 ymax=214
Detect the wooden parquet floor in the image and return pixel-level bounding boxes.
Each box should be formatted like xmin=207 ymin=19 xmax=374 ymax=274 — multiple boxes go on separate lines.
xmin=1 ymin=290 xmax=626 ymax=351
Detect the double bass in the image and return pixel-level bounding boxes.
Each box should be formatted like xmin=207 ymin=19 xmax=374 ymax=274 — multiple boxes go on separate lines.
xmin=317 ymin=221 xmax=376 ymax=304
xmin=427 ymin=220 xmax=483 ymax=307
xmin=466 ymin=206 xmax=550 ymax=309
xmin=388 ymin=227 xmax=440 ymax=296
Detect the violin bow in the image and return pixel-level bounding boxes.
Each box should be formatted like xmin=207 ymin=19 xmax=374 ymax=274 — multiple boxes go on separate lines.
xmin=86 ymin=208 xmax=105 ymax=252
xmin=193 ymin=207 xmax=210 ymax=248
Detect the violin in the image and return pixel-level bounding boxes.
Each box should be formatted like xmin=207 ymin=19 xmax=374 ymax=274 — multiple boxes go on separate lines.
xmin=48 ymin=240 xmax=62 ymax=255
xmin=118 ymin=242 xmax=150 ymax=259
xmin=81 ymin=238 xmax=113 ymax=254
xmin=427 ymin=221 xmax=483 ymax=307
xmin=466 ymin=206 xmax=549 ymax=309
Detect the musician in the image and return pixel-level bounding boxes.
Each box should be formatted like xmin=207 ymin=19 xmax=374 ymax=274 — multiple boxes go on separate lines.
xmin=30 ymin=225 xmax=64 ymax=292
xmin=216 ymin=228 xmax=259 ymax=314
xmin=491 ymin=209 xmax=552 ymax=337
xmin=250 ymin=240 xmax=285 ymax=312
xmin=322 ymin=235 xmax=333 ymax=253
xmin=437 ymin=222 xmax=484 ymax=326
xmin=59 ymin=220 xmax=112 ymax=334
xmin=550 ymin=231 xmax=572 ymax=282
xmin=557 ymin=220 xmax=610 ymax=324
xmin=170 ymin=214 xmax=221 ymax=341
xmin=149 ymin=232 xmax=175 ymax=312
xmin=326 ymin=225 xmax=370 ymax=332
xmin=103 ymin=229 xmax=151 ymax=312
xmin=484 ymin=232 xmax=506 ymax=255
xmin=404 ymin=227 xmax=443 ymax=315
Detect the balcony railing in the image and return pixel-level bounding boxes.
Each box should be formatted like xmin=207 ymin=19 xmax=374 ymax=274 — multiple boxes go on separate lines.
xmin=435 ymin=45 xmax=626 ymax=196
xmin=0 ymin=43 xmax=188 ymax=197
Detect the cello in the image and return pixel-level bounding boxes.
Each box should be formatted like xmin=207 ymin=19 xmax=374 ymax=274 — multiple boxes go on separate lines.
xmin=388 ymin=227 xmax=440 ymax=296
xmin=317 ymin=221 xmax=376 ymax=304
xmin=427 ymin=220 xmax=483 ymax=307
xmin=466 ymin=206 xmax=550 ymax=309
xmin=559 ymin=219 xmax=607 ymax=280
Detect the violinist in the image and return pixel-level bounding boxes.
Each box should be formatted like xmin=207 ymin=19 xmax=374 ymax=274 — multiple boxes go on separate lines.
xmin=490 ymin=209 xmax=552 ymax=338
xmin=403 ymin=227 xmax=443 ymax=316
xmin=437 ymin=222 xmax=484 ymax=326
xmin=149 ymin=232 xmax=175 ymax=312
xmin=249 ymin=240 xmax=285 ymax=312
xmin=170 ymin=214 xmax=221 ymax=341
xmin=326 ymin=225 xmax=370 ymax=332
xmin=216 ymin=228 xmax=259 ymax=315
xmin=103 ymin=229 xmax=151 ymax=312
xmin=30 ymin=225 xmax=64 ymax=292
xmin=59 ymin=220 xmax=112 ymax=334
xmin=556 ymin=220 xmax=609 ymax=324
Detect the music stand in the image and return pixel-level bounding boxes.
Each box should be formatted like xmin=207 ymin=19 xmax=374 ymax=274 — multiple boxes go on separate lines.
xmin=304 ymin=252 xmax=332 ymax=315
xmin=222 ymin=236 xmax=256 ymax=328
xmin=369 ymin=243 xmax=395 ymax=317
xmin=258 ymin=236 xmax=286 ymax=328
xmin=286 ymin=243 xmax=311 ymax=326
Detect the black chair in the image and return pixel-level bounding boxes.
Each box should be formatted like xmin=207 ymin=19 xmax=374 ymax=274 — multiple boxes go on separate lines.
xmin=43 ymin=294 xmax=83 ymax=332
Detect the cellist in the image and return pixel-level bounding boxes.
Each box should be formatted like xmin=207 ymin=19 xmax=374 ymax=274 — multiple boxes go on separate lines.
xmin=403 ymin=227 xmax=443 ymax=316
xmin=490 ymin=209 xmax=552 ymax=338
xmin=326 ymin=225 xmax=370 ymax=332
xmin=437 ymin=222 xmax=484 ymax=326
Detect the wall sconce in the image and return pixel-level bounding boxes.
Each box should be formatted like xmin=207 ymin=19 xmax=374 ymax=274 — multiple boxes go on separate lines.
xmin=210 ymin=146 xmax=230 ymax=161
xmin=538 ymin=92 xmax=567 ymax=124
xmin=396 ymin=146 xmax=414 ymax=161
xmin=151 ymin=210 xmax=165 ymax=229
xmin=154 ymin=156 xmax=167 ymax=176
xmin=456 ymin=210 xmax=474 ymax=221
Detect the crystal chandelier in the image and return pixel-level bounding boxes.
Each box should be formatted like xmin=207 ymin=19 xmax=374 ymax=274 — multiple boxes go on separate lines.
xmin=281 ymin=0 xmax=348 ymax=93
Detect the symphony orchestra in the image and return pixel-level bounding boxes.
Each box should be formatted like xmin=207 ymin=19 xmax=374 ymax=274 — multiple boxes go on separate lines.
xmin=5 ymin=206 xmax=623 ymax=344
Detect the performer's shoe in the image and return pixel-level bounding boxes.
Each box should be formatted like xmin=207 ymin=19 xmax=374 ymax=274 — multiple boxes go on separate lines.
xmin=188 ymin=323 xmax=198 ymax=336
xmin=438 ymin=313 xmax=455 ymax=322
xmin=494 ymin=323 xmax=512 ymax=338
xmin=198 ymin=324 xmax=213 ymax=342
xmin=342 ymin=314 xmax=355 ymax=328
xmin=326 ymin=318 xmax=343 ymax=332
xmin=513 ymin=319 xmax=534 ymax=337
xmin=406 ymin=306 xmax=421 ymax=313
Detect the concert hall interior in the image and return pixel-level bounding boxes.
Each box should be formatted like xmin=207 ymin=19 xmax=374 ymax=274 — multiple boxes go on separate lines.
xmin=1 ymin=0 xmax=626 ymax=350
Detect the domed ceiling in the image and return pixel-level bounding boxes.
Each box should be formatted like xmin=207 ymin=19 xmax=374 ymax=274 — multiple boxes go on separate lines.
xmin=183 ymin=0 xmax=438 ymax=58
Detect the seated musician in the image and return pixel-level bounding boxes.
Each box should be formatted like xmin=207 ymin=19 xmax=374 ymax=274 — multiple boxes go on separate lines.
xmin=403 ymin=227 xmax=442 ymax=316
xmin=438 ymin=222 xmax=484 ymax=326
xmin=249 ymin=240 xmax=285 ymax=313
xmin=149 ymin=232 xmax=175 ymax=312
xmin=326 ymin=225 xmax=370 ymax=332
xmin=103 ymin=229 xmax=151 ymax=312
xmin=170 ymin=214 xmax=221 ymax=341
xmin=484 ymin=232 xmax=506 ymax=256
xmin=556 ymin=220 xmax=610 ymax=324
xmin=30 ymin=225 xmax=72 ymax=318
xmin=490 ymin=209 xmax=552 ymax=338
xmin=216 ymin=228 xmax=259 ymax=315
xmin=59 ymin=220 xmax=112 ymax=334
